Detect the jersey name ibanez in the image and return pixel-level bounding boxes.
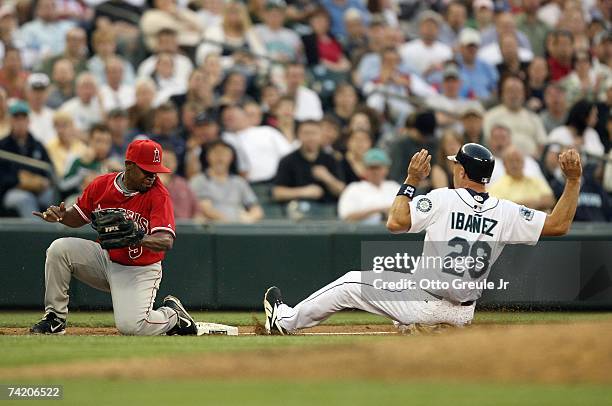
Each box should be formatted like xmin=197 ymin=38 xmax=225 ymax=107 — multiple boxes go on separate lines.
xmin=408 ymin=187 xmax=546 ymax=303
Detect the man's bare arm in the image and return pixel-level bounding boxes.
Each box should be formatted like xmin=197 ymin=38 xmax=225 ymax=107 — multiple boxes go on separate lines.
xmin=141 ymin=231 xmax=174 ymax=252
xmin=541 ymin=149 xmax=582 ymax=237
xmin=33 ymin=202 xmax=89 ymax=228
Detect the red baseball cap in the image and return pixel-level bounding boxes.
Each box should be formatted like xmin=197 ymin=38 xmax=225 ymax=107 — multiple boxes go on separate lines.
xmin=125 ymin=139 xmax=171 ymax=173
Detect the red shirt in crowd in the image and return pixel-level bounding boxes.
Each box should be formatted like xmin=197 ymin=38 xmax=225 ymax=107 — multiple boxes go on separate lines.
xmin=74 ymin=172 xmax=176 ymax=266
xmin=547 ymin=57 xmax=572 ymax=81
xmin=318 ymin=37 xmax=344 ymax=63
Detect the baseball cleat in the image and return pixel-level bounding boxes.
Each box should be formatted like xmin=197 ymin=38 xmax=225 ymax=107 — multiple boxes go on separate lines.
xmin=163 ymin=295 xmax=198 ymax=336
xmin=30 ymin=312 xmax=66 ymax=335
xmin=263 ymin=286 xmax=288 ymax=335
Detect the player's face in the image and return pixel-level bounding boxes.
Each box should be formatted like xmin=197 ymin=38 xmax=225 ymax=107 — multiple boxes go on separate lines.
xmin=125 ymin=162 xmax=156 ymax=192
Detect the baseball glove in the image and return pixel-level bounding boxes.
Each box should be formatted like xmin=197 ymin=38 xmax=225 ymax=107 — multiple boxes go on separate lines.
xmin=91 ymin=209 xmax=145 ymax=249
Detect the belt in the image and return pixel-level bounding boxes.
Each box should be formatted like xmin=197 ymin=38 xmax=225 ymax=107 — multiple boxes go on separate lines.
xmin=460 ymin=300 xmax=475 ymax=306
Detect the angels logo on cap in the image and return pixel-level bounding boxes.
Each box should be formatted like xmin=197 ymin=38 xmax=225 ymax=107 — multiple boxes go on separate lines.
xmin=125 ymin=139 xmax=171 ymax=173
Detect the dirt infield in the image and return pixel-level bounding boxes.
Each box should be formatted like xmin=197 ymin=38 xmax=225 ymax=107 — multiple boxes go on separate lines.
xmin=2 ymin=321 xmax=611 ymax=384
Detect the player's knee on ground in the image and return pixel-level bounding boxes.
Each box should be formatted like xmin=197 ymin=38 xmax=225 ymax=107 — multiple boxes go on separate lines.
xmin=115 ymin=316 xmax=148 ymax=336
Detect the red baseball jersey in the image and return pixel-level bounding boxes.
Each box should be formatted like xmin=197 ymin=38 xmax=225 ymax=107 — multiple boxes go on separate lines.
xmin=73 ymin=172 xmax=176 ymax=266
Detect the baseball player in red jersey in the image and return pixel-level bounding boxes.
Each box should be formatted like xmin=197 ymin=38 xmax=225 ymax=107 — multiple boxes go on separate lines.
xmin=30 ymin=139 xmax=198 ymax=336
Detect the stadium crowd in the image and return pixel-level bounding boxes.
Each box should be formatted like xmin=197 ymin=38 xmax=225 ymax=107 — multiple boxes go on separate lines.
xmin=0 ymin=0 xmax=610 ymax=223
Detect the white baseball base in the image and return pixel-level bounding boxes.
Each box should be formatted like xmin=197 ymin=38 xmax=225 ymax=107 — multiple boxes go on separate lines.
xmin=195 ymin=322 xmax=239 ymax=336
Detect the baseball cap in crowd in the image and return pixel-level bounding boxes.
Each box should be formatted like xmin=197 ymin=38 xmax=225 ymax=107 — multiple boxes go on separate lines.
xmin=344 ymin=7 xmax=362 ymax=22
xmin=8 ymin=100 xmax=30 ymax=116
xmin=473 ymin=0 xmax=494 ymax=10
xmin=108 ymin=108 xmax=128 ymax=118
xmin=459 ymin=28 xmax=481 ymax=46
xmin=443 ymin=64 xmax=461 ymax=80
xmin=265 ymin=0 xmax=286 ymax=9
xmin=461 ymin=102 xmax=485 ymax=117
xmin=27 ymin=73 xmax=50 ymax=90
xmin=364 ymin=148 xmax=391 ymax=167
xmin=125 ymin=139 xmax=172 ymax=173
xmin=194 ymin=111 xmax=217 ymax=126
xmin=418 ymin=10 xmax=443 ymax=26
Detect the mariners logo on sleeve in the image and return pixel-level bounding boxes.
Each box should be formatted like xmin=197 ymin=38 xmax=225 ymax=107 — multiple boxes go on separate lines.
xmin=417 ymin=198 xmax=432 ymax=212
xmin=519 ymin=206 xmax=535 ymax=221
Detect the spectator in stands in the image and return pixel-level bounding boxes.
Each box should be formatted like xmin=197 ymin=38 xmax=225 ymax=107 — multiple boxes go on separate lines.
xmin=340 ymin=129 xmax=373 ymax=184
xmin=270 ymin=96 xmax=298 ymax=146
xmin=302 ymin=7 xmax=350 ymax=73
xmin=342 ymin=8 xmax=368 ymax=65
xmin=46 ymin=59 xmax=75 ymax=109
xmin=0 ymin=46 xmax=28 ymax=99
xmin=137 ymin=28 xmax=194 ymax=87
xmin=140 ymin=0 xmax=203 ymax=52
xmin=388 ymin=110 xmax=438 ymax=184
xmin=46 ymin=111 xmax=87 ymax=177
xmin=87 ymin=29 xmax=136 ymax=87
xmin=456 ymin=28 xmax=499 ymax=102
xmin=128 ymin=79 xmax=157 ymax=134
xmin=196 ymin=1 xmax=267 ymax=71
xmin=496 ymin=34 xmax=530 ymax=82
xmin=320 ymin=0 xmax=369 ymax=42
xmin=17 ymin=0 xmax=75 ymax=69
xmin=338 ymin=148 xmax=399 ymax=224
xmin=244 ymin=101 xmax=263 ymax=127
xmin=481 ymin=11 xmax=532 ymax=52
xmin=92 ymin=1 xmax=143 ymax=65
xmin=150 ymin=52 xmax=186 ymax=103
xmin=169 ymin=69 xmax=213 ymax=114
xmin=438 ymin=1 xmax=467 ymax=47
xmin=198 ymin=0 xmax=225 ymax=28
xmin=190 ymin=140 xmax=263 ymax=223
xmin=399 ymin=11 xmax=452 ymax=77
xmin=254 ymin=0 xmax=303 ymax=63
xmin=561 ymin=51 xmax=606 ymax=107
xmin=99 ymin=56 xmax=135 ymax=112
xmin=515 ymin=0 xmax=549 ymax=58
xmin=460 ymin=102 xmax=485 ymax=144
xmin=526 ymin=57 xmax=549 ymax=112
xmin=328 ymin=83 xmax=358 ymax=129
xmin=539 ymin=83 xmax=568 ymax=133
xmin=320 ymin=114 xmax=342 ymax=156
xmin=106 ymin=108 xmax=131 ymax=161
xmin=487 ymin=123 xmax=546 ymax=185
xmin=38 ymin=27 xmax=87 ymax=77
xmin=549 ymin=99 xmax=604 ymax=158
xmin=218 ymin=71 xmax=250 ymax=105
xmin=26 ymin=73 xmax=56 ymax=145
xmin=157 ymin=147 xmax=202 ymax=220
xmin=0 ymin=101 xmax=54 ymax=217
xmin=179 ymin=101 xmax=205 ymax=139
xmin=468 ymin=0 xmax=494 ymax=33
xmin=260 ymin=82 xmax=282 ymax=115
xmin=427 ymin=64 xmax=472 ymax=129
xmin=0 ymin=89 xmax=10 ymax=139
xmin=483 ymin=75 xmax=547 ymax=157
xmin=273 ymin=120 xmax=345 ymax=203
xmin=547 ymin=30 xmax=574 ymax=82
xmin=431 ymin=130 xmax=462 ymax=189
xmin=221 ymin=103 xmax=291 ymax=183
xmin=285 ymin=63 xmax=324 ymax=121
xmin=592 ymin=32 xmax=611 ymax=88
xmin=60 ymin=72 xmax=104 ymax=134
xmin=354 ymin=16 xmax=396 ymax=85
xmin=489 ymin=146 xmax=555 ymax=211
xmin=60 ymin=124 xmax=118 ymax=202
xmin=149 ymin=102 xmax=186 ymax=175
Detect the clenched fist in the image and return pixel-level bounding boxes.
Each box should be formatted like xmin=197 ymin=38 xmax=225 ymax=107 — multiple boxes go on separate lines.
xmin=558 ymin=149 xmax=582 ymax=181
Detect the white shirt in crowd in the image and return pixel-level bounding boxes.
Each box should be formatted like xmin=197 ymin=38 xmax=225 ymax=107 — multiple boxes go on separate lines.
xmin=338 ymin=179 xmax=400 ymax=224
xmin=548 ymin=126 xmax=605 ymax=158
xmin=59 ymin=97 xmax=104 ymax=132
xmin=294 ymin=86 xmax=323 ymax=121
xmin=478 ymin=43 xmax=534 ymax=67
xmin=489 ymin=154 xmax=548 ymax=186
xmin=398 ymin=39 xmax=453 ymax=75
xmin=99 ymin=84 xmax=136 ymax=112
xmin=223 ymin=126 xmax=292 ymax=182
xmin=137 ymin=54 xmax=193 ymax=87
xmin=29 ymin=107 xmax=56 ymax=145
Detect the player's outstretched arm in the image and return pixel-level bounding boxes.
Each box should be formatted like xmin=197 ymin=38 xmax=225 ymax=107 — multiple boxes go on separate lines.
xmin=387 ymin=149 xmax=431 ymax=233
xmin=541 ymin=149 xmax=582 ymax=237
xmin=33 ymin=202 xmax=88 ymax=228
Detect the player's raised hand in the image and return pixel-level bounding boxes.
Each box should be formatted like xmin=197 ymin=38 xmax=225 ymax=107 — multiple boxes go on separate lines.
xmin=558 ymin=149 xmax=582 ymax=181
xmin=33 ymin=202 xmax=66 ymax=223
xmin=406 ymin=149 xmax=431 ymax=184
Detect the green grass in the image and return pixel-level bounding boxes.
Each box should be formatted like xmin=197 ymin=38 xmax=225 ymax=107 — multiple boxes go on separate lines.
xmin=3 ymin=380 xmax=611 ymax=406
xmin=1 ymin=310 xmax=611 ymax=328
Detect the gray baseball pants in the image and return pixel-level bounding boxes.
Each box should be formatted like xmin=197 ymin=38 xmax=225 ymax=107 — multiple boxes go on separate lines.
xmin=43 ymin=237 xmax=178 ymax=335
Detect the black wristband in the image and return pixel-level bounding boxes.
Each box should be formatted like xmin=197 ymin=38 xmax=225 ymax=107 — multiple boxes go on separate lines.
xmin=397 ymin=184 xmax=416 ymax=198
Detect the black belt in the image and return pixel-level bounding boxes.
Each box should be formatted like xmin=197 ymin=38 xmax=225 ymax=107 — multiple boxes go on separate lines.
xmin=424 ymin=290 xmax=475 ymax=306
xmin=460 ymin=300 xmax=474 ymax=306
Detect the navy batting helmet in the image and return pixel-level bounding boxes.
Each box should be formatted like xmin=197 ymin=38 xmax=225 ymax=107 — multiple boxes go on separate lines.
xmin=447 ymin=143 xmax=495 ymax=184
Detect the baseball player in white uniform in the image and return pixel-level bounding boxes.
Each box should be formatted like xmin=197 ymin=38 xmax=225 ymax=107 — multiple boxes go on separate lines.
xmin=264 ymin=144 xmax=582 ymax=334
